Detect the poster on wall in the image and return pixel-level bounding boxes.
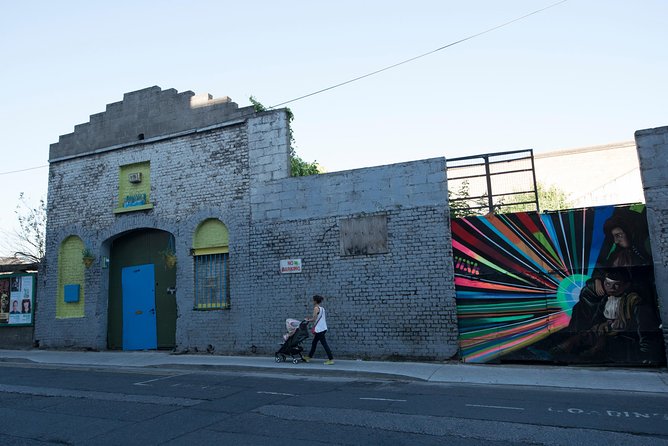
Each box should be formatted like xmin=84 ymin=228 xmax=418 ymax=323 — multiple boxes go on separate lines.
xmin=0 ymin=274 xmax=34 ymax=326
xmin=453 ymin=204 xmax=665 ymax=366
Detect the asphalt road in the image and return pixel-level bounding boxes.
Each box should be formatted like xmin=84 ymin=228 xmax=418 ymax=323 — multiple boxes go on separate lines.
xmin=0 ymin=362 xmax=666 ymax=445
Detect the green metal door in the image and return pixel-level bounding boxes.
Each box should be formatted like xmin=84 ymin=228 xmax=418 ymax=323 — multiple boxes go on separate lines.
xmin=108 ymin=229 xmax=176 ymax=349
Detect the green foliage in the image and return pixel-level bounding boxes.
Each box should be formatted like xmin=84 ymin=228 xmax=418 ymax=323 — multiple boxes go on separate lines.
xmin=291 ymin=154 xmax=321 ymax=176
xmin=536 ymin=183 xmax=573 ymax=212
xmin=249 ymin=96 xmax=320 ymax=177
xmin=448 ymin=180 xmax=572 ymax=218
xmin=14 ymin=193 xmax=47 ymax=263
xmin=498 ymin=183 xmax=572 ymax=214
xmin=448 ymin=180 xmax=490 ymax=218
xmin=249 ymin=96 xmax=266 ymax=113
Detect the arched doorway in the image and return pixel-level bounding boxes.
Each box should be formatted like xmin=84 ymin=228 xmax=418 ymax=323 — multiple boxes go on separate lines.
xmin=107 ymin=229 xmax=177 ymax=350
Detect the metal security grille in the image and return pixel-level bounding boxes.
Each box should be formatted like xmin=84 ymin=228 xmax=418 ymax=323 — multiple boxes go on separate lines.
xmin=447 ymin=149 xmax=539 ymax=217
xmin=194 ymin=253 xmax=230 ymax=309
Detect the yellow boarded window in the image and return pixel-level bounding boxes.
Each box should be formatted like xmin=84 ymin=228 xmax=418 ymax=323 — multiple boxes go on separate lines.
xmin=114 ymin=161 xmax=152 ymax=213
xmin=193 ymin=219 xmax=230 ymax=309
xmin=56 ymin=236 xmax=85 ymax=318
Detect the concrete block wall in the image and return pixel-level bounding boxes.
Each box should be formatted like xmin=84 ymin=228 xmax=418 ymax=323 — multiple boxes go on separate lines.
xmin=635 ymin=125 xmax=668 ymax=359
xmin=49 ymin=86 xmax=255 ymax=160
xmin=248 ymin=158 xmax=459 ymax=360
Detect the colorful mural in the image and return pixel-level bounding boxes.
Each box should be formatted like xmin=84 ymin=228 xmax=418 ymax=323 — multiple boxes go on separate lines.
xmin=453 ymin=204 xmax=665 ymax=365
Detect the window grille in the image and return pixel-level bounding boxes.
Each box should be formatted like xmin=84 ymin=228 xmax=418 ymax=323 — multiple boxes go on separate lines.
xmin=194 ymin=253 xmax=230 ymax=309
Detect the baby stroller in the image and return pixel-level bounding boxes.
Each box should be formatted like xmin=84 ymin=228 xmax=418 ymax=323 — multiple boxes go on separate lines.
xmin=275 ymin=319 xmax=310 ymax=364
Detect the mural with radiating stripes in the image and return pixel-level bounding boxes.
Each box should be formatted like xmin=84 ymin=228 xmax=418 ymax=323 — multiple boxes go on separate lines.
xmin=453 ymin=204 xmax=665 ymax=365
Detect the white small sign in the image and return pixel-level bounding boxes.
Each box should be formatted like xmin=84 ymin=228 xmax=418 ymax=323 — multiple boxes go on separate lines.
xmin=280 ymin=259 xmax=302 ymax=274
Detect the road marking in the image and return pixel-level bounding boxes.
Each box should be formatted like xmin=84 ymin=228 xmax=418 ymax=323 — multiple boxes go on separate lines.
xmin=360 ymin=397 xmax=407 ymax=402
xmin=548 ymin=407 xmax=668 ymax=420
xmin=257 ymin=391 xmax=296 ymax=396
xmin=134 ymin=373 xmax=190 ymax=386
xmin=466 ymin=404 xmax=524 ymax=411
xmin=0 ymin=384 xmax=202 ymax=407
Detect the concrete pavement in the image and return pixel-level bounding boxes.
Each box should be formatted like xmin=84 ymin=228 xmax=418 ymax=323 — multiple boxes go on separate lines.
xmin=1 ymin=348 xmax=667 ymax=393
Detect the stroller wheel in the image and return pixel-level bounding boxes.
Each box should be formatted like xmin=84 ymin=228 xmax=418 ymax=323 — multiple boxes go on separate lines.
xmin=292 ymin=358 xmax=299 ymax=364
xmin=275 ymin=354 xmax=281 ymax=363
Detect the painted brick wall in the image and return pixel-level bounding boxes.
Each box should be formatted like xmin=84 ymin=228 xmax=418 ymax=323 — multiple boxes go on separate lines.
xmin=248 ymin=159 xmax=458 ymax=359
xmin=37 ymin=86 xmax=458 ymax=360
xmin=37 ymin=112 xmax=261 ymax=350
xmin=635 ymin=125 xmax=668 ymax=359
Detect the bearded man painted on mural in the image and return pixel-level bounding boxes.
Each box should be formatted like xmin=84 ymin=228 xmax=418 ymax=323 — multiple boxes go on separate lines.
xmin=552 ymin=268 xmax=661 ymax=363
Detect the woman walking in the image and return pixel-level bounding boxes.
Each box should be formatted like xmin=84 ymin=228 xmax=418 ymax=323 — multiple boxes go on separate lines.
xmin=304 ymin=295 xmax=334 ymax=364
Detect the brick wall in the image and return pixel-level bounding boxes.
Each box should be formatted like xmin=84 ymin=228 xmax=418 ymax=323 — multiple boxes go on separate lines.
xmin=635 ymin=125 xmax=668 ymax=359
xmin=248 ymin=159 xmax=458 ymax=359
xmin=36 ymin=86 xmax=458 ymax=360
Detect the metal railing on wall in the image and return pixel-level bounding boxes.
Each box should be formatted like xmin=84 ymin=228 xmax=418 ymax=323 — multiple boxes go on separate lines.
xmin=447 ymin=149 xmax=539 ymax=217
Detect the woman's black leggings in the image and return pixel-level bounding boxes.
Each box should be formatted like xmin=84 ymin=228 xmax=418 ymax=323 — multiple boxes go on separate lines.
xmin=309 ymin=330 xmax=333 ymax=360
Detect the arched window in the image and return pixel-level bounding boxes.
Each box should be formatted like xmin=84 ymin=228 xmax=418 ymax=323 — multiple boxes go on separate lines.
xmin=56 ymin=235 xmax=86 ymax=318
xmin=192 ymin=219 xmax=230 ymax=309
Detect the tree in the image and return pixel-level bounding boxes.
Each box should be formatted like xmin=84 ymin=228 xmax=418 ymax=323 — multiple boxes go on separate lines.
xmin=497 ymin=182 xmax=573 ymax=214
xmin=448 ymin=181 xmax=572 ymax=218
xmin=249 ymin=96 xmax=320 ymax=177
xmin=535 ymin=183 xmax=573 ymax=212
xmin=7 ymin=193 xmax=47 ymax=263
xmin=448 ymin=180 xmax=492 ymax=218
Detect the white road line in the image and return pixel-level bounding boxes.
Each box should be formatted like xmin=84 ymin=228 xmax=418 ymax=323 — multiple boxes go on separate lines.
xmin=257 ymin=391 xmax=296 ymax=396
xmin=466 ymin=404 xmax=524 ymax=411
xmin=0 ymin=384 xmax=202 ymax=407
xmin=360 ymin=397 xmax=407 ymax=402
xmin=133 ymin=373 xmax=190 ymax=386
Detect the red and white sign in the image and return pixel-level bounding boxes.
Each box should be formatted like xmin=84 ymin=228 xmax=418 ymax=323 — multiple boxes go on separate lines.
xmin=280 ymin=259 xmax=302 ymax=274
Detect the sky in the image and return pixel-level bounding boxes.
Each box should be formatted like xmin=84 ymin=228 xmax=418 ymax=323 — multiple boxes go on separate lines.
xmin=1 ymin=0 xmax=667 ymax=254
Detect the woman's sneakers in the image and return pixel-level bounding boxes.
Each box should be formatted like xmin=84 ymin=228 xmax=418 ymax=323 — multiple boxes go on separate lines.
xmin=302 ymin=356 xmax=333 ymax=365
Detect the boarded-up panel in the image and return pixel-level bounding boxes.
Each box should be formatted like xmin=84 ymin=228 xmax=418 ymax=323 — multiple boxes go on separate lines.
xmin=340 ymin=215 xmax=388 ymax=256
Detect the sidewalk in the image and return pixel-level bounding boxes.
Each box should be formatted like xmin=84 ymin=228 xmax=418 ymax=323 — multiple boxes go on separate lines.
xmin=1 ymin=348 xmax=667 ymax=393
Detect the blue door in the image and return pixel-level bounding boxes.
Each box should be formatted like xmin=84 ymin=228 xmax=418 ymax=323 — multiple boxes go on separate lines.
xmin=122 ymin=264 xmax=157 ymax=350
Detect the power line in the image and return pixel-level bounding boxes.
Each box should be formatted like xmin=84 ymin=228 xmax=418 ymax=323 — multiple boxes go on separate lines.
xmin=0 ymin=1 xmax=568 ymax=176
xmin=269 ymin=0 xmax=569 ymax=109
xmin=0 ymin=165 xmax=49 ymax=176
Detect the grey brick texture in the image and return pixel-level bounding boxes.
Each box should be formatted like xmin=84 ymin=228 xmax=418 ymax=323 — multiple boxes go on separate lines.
xmin=35 ymin=86 xmax=458 ymax=360
xmin=635 ymin=125 xmax=668 ymax=360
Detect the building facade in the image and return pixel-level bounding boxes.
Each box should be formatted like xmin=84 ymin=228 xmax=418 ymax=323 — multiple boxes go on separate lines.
xmin=35 ymin=86 xmax=459 ymax=360
xmin=534 ymin=141 xmax=644 ymax=208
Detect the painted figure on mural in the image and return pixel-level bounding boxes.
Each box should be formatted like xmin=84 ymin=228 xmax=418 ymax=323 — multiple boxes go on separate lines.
xmin=593 ymin=208 xmax=653 ymax=296
xmin=551 ymin=269 xmax=661 ymax=363
xmin=453 ymin=205 xmax=665 ymax=365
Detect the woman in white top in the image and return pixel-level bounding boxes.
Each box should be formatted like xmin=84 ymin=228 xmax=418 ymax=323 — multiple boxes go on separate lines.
xmin=304 ymin=295 xmax=334 ymax=364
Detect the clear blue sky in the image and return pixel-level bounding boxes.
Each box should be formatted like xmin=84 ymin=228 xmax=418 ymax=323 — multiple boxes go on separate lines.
xmin=1 ymin=0 xmax=666 ymax=247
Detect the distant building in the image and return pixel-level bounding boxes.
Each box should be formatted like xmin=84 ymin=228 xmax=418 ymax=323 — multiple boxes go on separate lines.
xmin=534 ymin=141 xmax=643 ymax=208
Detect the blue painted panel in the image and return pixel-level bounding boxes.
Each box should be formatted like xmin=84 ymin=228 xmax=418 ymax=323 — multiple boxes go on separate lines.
xmin=121 ymin=264 xmax=157 ymax=350
xmin=63 ymin=284 xmax=80 ymax=303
